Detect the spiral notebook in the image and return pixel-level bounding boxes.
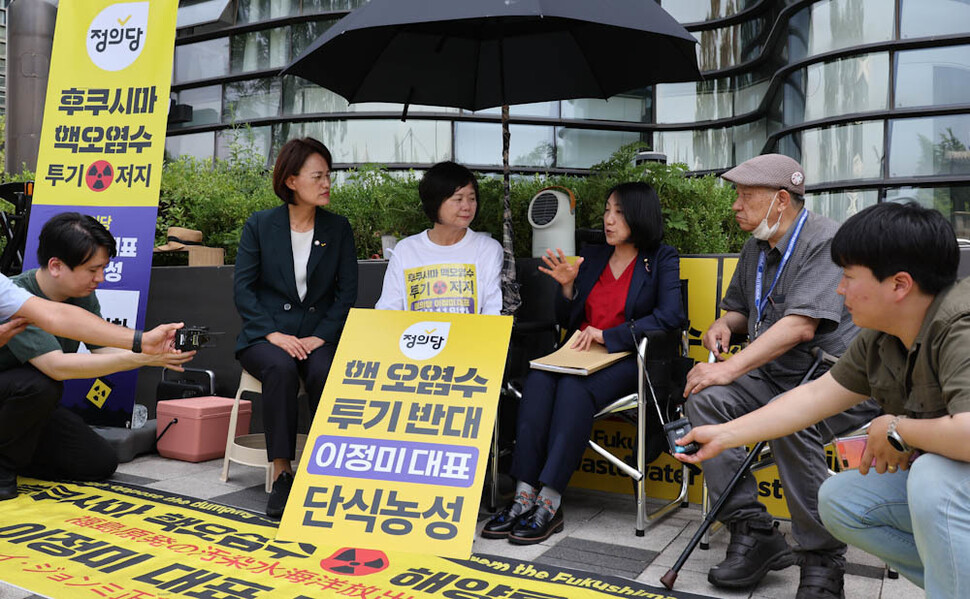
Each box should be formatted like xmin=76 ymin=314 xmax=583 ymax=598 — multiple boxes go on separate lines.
xmin=529 ymin=331 xmax=632 ymax=376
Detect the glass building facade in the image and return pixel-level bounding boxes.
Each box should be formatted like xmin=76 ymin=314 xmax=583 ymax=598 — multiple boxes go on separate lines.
xmin=168 ymin=0 xmax=970 ymax=234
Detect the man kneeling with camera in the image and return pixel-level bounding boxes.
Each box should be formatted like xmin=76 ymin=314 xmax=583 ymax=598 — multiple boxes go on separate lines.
xmin=0 ymin=213 xmax=194 ymax=498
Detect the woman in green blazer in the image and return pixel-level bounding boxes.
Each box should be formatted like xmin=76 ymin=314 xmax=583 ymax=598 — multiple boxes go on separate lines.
xmin=234 ymin=137 xmax=358 ymax=518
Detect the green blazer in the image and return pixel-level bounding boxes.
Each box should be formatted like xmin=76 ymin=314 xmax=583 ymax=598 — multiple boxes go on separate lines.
xmin=234 ymin=204 xmax=358 ymax=354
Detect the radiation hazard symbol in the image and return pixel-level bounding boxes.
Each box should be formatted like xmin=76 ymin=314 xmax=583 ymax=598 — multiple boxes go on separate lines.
xmin=320 ymin=548 xmax=389 ymax=576
xmin=86 ymin=378 xmax=114 ymax=408
xmin=85 ymin=160 xmax=114 ymax=192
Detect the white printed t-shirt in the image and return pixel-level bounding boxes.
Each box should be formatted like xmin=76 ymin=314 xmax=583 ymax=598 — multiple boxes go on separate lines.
xmin=375 ymin=229 xmax=503 ymax=315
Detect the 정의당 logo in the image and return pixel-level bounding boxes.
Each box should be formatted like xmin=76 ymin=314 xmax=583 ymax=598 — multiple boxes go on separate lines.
xmin=399 ymin=321 xmax=451 ymax=361
xmin=87 ymin=2 xmax=149 ymax=71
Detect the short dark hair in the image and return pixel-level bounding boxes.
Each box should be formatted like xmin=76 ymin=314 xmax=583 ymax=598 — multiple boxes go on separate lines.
xmin=272 ymin=137 xmax=333 ymax=204
xmin=418 ymin=161 xmax=479 ymax=223
xmin=37 ymin=212 xmax=117 ymax=269
xmin=831 ymin=201 xmax=958 ymax=295
xmin=606 ymin=182 xmax=664 ymax=251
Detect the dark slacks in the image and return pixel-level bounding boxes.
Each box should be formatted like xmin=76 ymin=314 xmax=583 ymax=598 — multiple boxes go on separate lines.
xmin=0 ymin=364 xmax=117 ymax=480
xmin=238 ymin=340 xmax=336 ymax=461
xmin=510 ymin=357 xmax=637 ymax=492
xmin=686 ymin=369 xmax=881 ymax=556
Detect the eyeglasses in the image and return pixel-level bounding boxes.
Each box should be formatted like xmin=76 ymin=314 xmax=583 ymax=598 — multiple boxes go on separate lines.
xmin=301 ymin=171 xmax=335 ymax=182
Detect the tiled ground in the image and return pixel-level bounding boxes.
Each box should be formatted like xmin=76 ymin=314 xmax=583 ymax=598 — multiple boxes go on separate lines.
xmin=0 ymin=454 xmax=923 ymax=599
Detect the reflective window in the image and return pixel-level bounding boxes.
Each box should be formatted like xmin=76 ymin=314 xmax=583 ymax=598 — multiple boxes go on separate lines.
xmin=733 ymin=119 xmax=767 ymax=164
xmin=230 ymin=28 xmax=289 ymax=74
xmin=895 ymin=45 xmax=970 ymax=108
xmin=174 ymin=38 xmax=229 ymax=83
xmin=886 ymin=186 xmax=970 ymax=238
xmin=655 ymin=80 xmax=733 ymax=124
xmin=694 ymin=17 xmax=765 ymax=71
xmin=216 ymin=126 xmax=272 ymax=164
xmin=556 ymin=128 xmax=642 ymax=169
xmin=734 ymin=78 xmax=770 ymax=115
xmin=794 ymin=0 xmax=894 ymax=59
xmin=236 ymin=0 xmax=297 ymax=24
xmin=660 ymin=0 xmax=756 ymax=23
xmin=795 ymin=121 xmax=884 ymax=184
xmin=901 ymin=0 xmax=970 ymax=38
xmin=302 ymin=0 xmax=367 ymax=14
xmin=804 ymin=189 xmax=878 ymax=222
xmin=166 ymin=132 xmax=215 ymax=161
xmin=472 ymin=102 xmax=560 ymax=119
xmin=224 ymin=78 xmax=282 ymax=120
xmin=298 ymin=119 xmax=452 ymax=164
xmin=177 ymin=85 xmax=222 ymax=127
xmin=455 ymin=123 xmax=555 ymax=168
xmin=291 ymin=20 xmax=335 ymax=59
xmin=803 ymin=52 xmax=889 ymax=121
xmin=653 ymin=128 xmax=733 ymax=171
xmin=561 ymin=95 xmax=648 ymax=122
xmin=889 ymin=115 xmax=970 ymax=178
xmin=177 ymin=0 xmax=232 ymax=28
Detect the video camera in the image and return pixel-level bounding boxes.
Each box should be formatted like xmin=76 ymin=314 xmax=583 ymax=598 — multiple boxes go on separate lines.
xmin=174 ymin=326 xmax=222 ymax=351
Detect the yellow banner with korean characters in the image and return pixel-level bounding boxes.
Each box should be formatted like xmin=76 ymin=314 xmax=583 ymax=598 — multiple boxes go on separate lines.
xmin=32 ymin=0 xmax=176 ymax=207
xmin=278 ymin=309 xmax=513 ymax=559
xmin=23 ymin=0 xmax=178 ymax=427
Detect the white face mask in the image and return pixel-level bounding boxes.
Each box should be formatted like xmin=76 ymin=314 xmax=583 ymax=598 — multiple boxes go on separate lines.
xmin=751 ymin=193 xmax=782 ymax=240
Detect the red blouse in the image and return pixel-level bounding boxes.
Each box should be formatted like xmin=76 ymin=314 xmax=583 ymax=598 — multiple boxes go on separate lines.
xmin=581 ymin=258 xmax=635 ymax=331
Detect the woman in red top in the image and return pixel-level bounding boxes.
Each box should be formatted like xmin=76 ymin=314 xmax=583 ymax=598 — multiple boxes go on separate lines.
xmin=482 ymin=182 xmax=685 ymax=544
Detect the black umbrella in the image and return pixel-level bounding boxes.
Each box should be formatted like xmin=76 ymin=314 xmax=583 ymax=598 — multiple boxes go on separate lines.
xmin=283 ymin=0 xmax=701 ymax=315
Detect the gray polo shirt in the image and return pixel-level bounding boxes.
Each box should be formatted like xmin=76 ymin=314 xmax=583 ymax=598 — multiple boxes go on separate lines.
xmin=721 ymin=209 xmax=857 ymax=384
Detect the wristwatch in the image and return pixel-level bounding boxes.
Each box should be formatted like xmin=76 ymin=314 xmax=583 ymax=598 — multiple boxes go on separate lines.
xmin=886 ymin=416 xmax=911 ymax=453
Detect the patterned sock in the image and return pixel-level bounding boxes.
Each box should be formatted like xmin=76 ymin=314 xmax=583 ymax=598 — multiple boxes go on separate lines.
xmin=510 ymin=481 xmax=538 ymax=516
xmin=536 ymin=487 xmax=561 ymax=516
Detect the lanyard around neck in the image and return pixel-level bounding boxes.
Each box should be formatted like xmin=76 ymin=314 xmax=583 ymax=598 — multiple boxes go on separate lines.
xmin=754 ymin=209 xmax=809 ymax=327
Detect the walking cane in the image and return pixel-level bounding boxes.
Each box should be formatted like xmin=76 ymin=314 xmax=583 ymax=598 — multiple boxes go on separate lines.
xmin=661 ymin=347 xmax=831 ymax=590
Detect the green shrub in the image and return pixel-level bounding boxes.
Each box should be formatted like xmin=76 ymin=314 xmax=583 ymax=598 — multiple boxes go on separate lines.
xmin=5 ymin=142 xmax=745 ymax=262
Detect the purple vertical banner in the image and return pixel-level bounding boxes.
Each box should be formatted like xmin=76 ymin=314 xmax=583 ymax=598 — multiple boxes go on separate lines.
xmin=24 ymin=205 xmax=157 ymax=426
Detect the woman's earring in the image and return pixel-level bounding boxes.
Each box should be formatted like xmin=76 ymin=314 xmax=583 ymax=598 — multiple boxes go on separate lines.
xmin=643 ymin=258 xmax=650 ymax=272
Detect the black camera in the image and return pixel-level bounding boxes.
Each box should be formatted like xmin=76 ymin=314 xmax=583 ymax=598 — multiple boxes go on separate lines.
xmin=175 ymin=326 xmax=211 ymax=351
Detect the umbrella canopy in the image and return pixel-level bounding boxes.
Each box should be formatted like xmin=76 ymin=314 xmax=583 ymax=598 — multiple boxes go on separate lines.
xmin=285 ymin=0 xmax=700 ymax=110
xmin=282 ymin=0 xmax=701 ymax=315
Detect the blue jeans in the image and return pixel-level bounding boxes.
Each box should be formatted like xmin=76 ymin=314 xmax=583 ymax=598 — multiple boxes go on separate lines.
xmin=818 ymin=453 xmax=970 ymax=598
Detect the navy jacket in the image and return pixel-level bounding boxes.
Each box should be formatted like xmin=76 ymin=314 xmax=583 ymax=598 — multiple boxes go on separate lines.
xmin=555 ymin=243 xmax=684 ymax=353
xmin=234 ymin=204 xmax=358 ymax=354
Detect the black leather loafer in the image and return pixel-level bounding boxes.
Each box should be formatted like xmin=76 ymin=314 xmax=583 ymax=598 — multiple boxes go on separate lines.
xmin=266 ymin=471 xmax=294 ymax=519
xmin=481 ymin=503 xmax=536 ymax=539
xmin=508 ymin=506 xmax=564 ymax=545
xmin=0 ymin=466 xmax=16 ymax=501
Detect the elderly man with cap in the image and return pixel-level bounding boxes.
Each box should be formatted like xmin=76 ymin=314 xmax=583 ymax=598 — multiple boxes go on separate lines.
xmin=682 ymin=154 xmax=879 ymax=598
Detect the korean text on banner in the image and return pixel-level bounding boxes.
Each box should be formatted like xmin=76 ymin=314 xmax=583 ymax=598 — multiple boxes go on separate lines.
xmin=22 ymin=0 xmax=178 ymax=426
xmin=278 ymin=308 xmax=513 ymax=558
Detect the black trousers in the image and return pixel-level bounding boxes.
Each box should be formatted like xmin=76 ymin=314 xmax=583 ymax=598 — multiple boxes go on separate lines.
xmin=238 ymin=341 xmax=336 ymax=461
xmin=0 ymin=364 xmax=117 ymax=480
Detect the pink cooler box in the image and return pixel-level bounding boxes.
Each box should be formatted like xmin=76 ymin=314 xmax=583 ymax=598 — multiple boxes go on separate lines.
xmin=156 ymin=397 xmax=251 ymax=462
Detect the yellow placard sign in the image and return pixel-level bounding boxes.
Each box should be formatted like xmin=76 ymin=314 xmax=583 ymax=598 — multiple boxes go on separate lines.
xmin=32 ymin=0 xmax=177 ymax=207
xmin=278 ymin=308 xmax=512 ymax=558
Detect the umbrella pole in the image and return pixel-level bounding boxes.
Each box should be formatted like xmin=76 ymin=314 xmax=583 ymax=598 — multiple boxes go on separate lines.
xmin=500 ymin=104 xmax=521 ymax=316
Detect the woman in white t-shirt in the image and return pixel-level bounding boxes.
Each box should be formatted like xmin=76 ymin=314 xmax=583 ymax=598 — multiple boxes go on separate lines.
xmin=375 ymin=161 xmax=503 ymax=315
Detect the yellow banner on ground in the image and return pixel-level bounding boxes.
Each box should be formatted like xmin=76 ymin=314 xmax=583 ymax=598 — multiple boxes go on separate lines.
xmin=0 ymin=479 xmax=715 ymax=599
xmin=278 ymin=309 xmax=512 ymax=559
xmin=32 ymin=0 xmax=175 ymax=207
